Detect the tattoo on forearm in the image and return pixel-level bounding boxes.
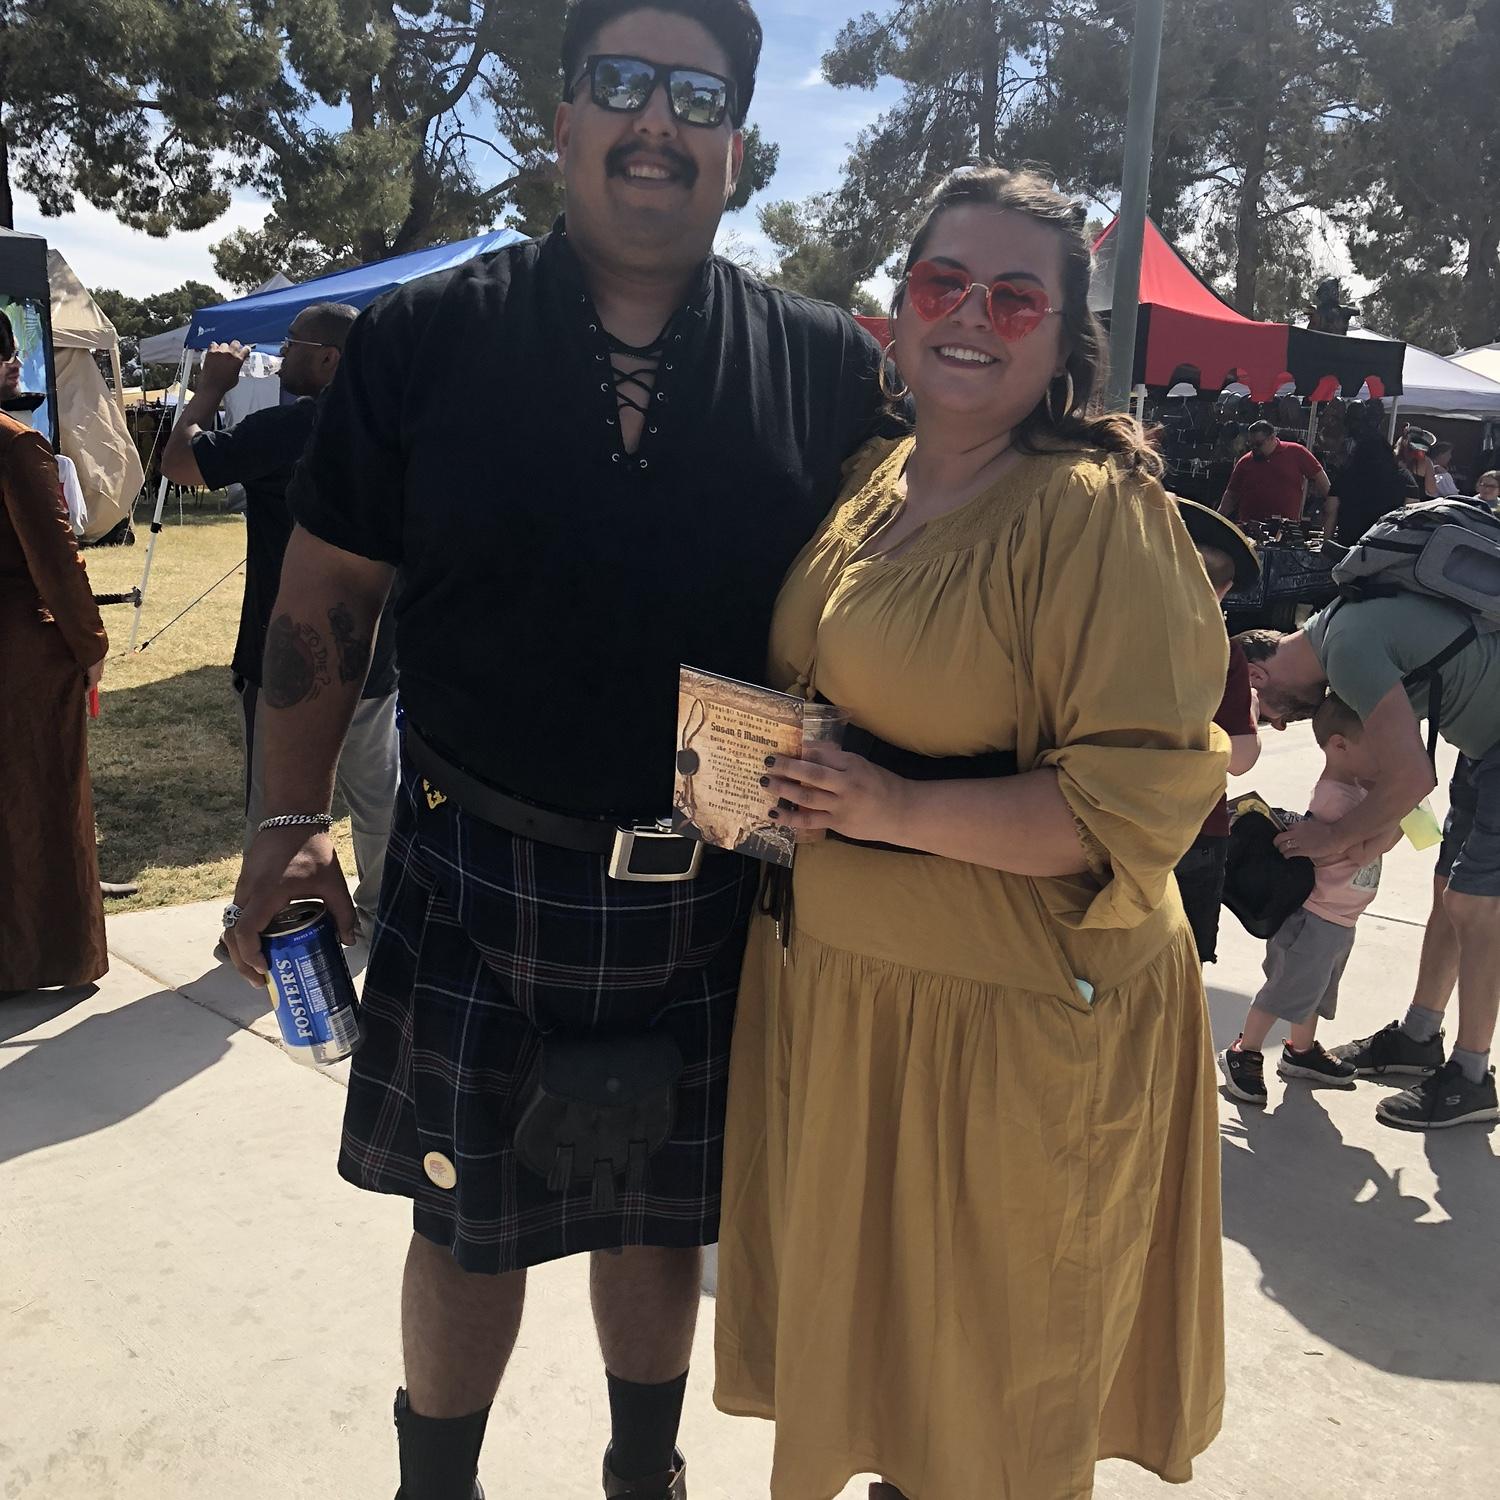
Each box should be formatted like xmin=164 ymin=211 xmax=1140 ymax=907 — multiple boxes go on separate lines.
xmin=263 ymin=614 xmax=331 ymax=709
xmin=327 ymin=603 xmax=371 ymax=686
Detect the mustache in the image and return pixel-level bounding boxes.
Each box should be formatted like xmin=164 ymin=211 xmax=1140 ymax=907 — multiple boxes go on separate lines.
xmin=605 ymin=142 xmax=699 ymax=188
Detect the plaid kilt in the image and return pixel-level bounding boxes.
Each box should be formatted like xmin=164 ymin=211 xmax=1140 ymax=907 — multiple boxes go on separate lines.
xmin=339 ymin=757 xmax=757 ymax=1273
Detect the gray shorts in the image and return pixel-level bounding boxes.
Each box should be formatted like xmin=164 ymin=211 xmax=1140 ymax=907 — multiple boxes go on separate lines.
xmin=1254 ymin=908 xmax=1357 ymax=1024
xmin=1436 ymin=743 xmax=1500 ymax=897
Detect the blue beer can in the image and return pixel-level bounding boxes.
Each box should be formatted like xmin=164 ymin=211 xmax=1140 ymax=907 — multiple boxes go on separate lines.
xmin=262 ymin=900 xmax=364 ymax=1066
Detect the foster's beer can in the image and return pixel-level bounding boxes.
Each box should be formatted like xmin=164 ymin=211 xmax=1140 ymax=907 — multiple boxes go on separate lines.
xmin=262 ymin=900 xmax=363 ymax=1066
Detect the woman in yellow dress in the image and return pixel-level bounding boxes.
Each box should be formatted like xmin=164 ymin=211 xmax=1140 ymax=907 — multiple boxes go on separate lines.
xmin=713 ymin=167 xmax=1229 ymax=1499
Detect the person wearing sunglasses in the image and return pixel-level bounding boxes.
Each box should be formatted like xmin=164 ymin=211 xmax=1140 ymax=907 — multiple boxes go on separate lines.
xmin=222 ymin=3 xmax=891 ymax=1497
xmin=712 ymin=166 xmax=1230 ymax=1499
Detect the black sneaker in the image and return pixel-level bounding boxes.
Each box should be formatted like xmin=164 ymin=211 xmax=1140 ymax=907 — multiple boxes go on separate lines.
xmin=1327 ymin=1020 xmax=1445 ymax=1078
xmin=1278 ymin=1040 xmax=1357 ymax=1089
xmin=1376 ymin=1061 xmax=1500 ymax=1131
xmin=1220 ymin=1041 xmax=1267 ymax=1105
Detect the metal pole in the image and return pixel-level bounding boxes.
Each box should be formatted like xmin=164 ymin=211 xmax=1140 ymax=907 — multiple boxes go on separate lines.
xmin=129 ymin=348 xmax=194 ymax=651
xmin=1106 ymin=0 xmax=1167 ymax=411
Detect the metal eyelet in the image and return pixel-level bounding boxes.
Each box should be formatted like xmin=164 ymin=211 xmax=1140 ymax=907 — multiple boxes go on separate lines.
xmin=600 ymin=382 xmax=610 ymax=392
xmin=588 ymin=323 xmax=598 ymax=333
xmin=656 ymin=392 xmax=667 ymax=403
xmin=611 ymin=453 xmax=621 ymax=463
xmin=648 ymin=425 xmax=658 ymax=434
xmin=639 ymin=459 xmax=648 ymax=469
xmin=664 ymin=362 xmax=674 ymax=371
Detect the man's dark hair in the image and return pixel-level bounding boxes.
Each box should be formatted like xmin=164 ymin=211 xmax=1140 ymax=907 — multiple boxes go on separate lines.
xmin=560 ymin=0 xmax=763 ymax=123
xmin=298 ymin=302 xmax=359 ymax=352
xmin=1247 ymin=419 xmax=1276 ymax=440
xmin=0 ymin=310 xmax=15 ymax=360
xmin=1233 ymin=628 xmax=1285 ymax=664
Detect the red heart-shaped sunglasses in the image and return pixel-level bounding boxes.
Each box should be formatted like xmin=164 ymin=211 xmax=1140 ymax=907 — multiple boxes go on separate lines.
xmin=904 ymin=260 xmax=1060 ymax=341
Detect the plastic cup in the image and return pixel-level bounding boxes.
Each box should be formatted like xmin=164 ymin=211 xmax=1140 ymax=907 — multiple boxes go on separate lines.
xmin=800 ymin=703 xmax=852 ymax=747
xmin=1401 ymin=798 xmax=1443 ymax=852
xmin=797 ymin=704 xmax=852 ymax=843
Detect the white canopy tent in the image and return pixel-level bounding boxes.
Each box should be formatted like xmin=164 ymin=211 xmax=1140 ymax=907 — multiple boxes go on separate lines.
xmin=46 ymin=248 xmax=146 ymax=540
xmin=1453 ymin=342 xmax=1500 ymax=388
xmin=1350 ymin=328 xmax=1500 ymax=417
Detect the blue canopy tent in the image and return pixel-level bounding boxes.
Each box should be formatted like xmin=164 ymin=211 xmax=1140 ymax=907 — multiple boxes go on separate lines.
xmin=182 ymin=228 xmax=523 ymax=352
xmin=133 ymin=227 xmax=525 ymax=648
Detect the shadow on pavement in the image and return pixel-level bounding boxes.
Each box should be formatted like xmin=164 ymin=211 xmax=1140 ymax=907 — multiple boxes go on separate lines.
xmin=1207 ymin=983 xmax=1500 ymax=1385
xmin=0 ymin=987 xmax=241 ymax=1167
xmin=0 ymin=986 xmax=98 ymax=1045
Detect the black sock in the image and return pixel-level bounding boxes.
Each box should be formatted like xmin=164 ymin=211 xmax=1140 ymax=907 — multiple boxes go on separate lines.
xmin=605 ymin=1369 xmax=689 ymax=1480
xmin=394 ymin=1388 xmax=490 ymax=1500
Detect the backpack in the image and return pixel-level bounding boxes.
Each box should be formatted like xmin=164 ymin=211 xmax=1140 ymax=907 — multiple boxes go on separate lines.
xmin=1330 ymin=498 xmax=1500 ymax=759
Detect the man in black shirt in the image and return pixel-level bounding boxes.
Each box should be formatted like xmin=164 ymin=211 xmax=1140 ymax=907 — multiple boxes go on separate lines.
xmin=224 ymin=3 xmax=885 ymax=1495
xmin=162 ymin=304 xmax=399 ymax=927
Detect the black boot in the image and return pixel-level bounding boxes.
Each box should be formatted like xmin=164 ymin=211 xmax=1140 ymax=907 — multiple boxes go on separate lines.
xmin=603 ymin=1443 xmax=687 ymax=1499
xmin=393 ymin=1387 xmax=489 ymax=1500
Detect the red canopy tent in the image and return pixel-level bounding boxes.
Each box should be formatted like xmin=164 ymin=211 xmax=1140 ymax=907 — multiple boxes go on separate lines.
xmin=1091 ymin=217 xmax=1403 ymax=399
xmin=1090 ymin=218 xmax=1293 ymax=397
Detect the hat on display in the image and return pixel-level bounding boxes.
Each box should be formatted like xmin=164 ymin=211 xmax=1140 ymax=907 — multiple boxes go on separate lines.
xmin=1174 ymin=497 xmax=1262 ymax=592
xmin=1406 ymin=427 xmax=1437 ymax=452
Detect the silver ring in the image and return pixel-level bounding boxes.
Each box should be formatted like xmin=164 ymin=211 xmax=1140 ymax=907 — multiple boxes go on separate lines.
xmin=222 ymin=903 xmax=243 ymax=931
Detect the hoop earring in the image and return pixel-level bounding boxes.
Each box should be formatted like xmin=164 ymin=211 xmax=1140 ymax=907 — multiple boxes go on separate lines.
xmin=879 ymin=341 xmax=908 ymax=402
xmin=1046 ymin=371 xmax=1076 ymax=425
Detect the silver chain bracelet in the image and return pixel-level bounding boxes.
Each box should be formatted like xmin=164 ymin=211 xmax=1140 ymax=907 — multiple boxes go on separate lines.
xmin=257 ymin=812 xmax=334 ymax=834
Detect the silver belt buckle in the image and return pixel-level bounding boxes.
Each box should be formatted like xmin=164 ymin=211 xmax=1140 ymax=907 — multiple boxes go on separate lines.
xmin=607 ymin=818 xmax=703 ymax=883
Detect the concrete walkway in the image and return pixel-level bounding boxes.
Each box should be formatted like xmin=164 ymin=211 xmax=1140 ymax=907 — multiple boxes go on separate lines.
xmin=2 ymin=727 xmax=1497 ymax=1497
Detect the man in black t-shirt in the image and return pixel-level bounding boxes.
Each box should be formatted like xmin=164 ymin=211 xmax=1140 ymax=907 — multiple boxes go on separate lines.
xmin=162 ymin=303 xmax=398 ymax=927
xmin=223 ymin=2 xmax=889 ymax=1495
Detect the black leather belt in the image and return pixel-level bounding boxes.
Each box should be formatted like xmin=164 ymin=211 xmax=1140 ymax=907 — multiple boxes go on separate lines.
xmin=404 ymin=724 xmax=701 ymax=881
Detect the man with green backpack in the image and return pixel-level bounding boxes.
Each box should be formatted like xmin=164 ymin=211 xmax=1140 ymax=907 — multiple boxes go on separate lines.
xmin=1236 ymin=497 xmax=1500 ymax=1129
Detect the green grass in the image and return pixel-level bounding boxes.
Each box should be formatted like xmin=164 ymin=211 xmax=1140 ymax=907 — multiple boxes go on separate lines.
xmin=82 ymin=504 xmax=358 ymax=912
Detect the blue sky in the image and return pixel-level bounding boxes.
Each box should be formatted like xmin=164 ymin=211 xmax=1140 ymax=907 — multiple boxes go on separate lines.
xmin=15 ymin=1 xmax=902 ymax=299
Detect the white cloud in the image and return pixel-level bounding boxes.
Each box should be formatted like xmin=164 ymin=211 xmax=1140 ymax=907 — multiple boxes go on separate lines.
xmin=798 ymin=64 xmax=825 ymax=87
xmin=12 ymin=188 xmax=271 ymax=297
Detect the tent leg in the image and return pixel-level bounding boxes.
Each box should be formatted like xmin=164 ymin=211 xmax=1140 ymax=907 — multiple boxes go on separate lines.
xmin=1388 ymin=397 xmax=1401 ymax=442
xmin=1306 ymin=401 xmax=1319 ymax=446
xmin=129 ymin=349 xmax=193 ymax=651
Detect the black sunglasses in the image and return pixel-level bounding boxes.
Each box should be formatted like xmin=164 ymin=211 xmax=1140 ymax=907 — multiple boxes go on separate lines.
xmin=571 ymin=53 xmax=737 ymax=128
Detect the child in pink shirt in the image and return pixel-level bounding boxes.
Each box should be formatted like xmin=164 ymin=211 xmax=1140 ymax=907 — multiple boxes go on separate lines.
xmin=1221 ymin=696 xmax=1385 ymax=1105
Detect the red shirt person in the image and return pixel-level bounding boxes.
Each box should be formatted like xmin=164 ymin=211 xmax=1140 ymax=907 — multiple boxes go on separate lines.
xmin=1220 ymin=420 xmax=1331 ymax=525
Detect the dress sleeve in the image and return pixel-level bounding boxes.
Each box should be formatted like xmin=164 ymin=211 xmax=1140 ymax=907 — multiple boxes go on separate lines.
xmin=2 ymin=428 xmax=108 ymax=669
xmin=1008 ymin=459 xmax=1229 ymax=930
